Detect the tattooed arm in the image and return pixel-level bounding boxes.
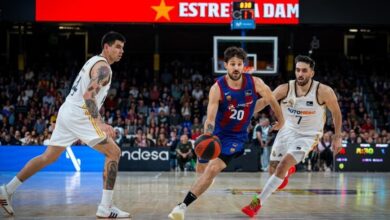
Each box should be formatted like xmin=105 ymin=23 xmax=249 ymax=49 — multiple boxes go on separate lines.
xmin=83 ymin=61 xmax=114 ymax=138
xmin=203 ymin=83 xmax=221 ymax=135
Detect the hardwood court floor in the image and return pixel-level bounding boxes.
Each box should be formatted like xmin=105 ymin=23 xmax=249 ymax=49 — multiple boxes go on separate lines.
xmin=0 ymin=171 xmax=389 ymax=219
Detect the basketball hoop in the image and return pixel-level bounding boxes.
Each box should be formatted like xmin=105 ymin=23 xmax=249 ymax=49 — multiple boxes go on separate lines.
xmin=243 ymin=66 xmax=255 ymax=74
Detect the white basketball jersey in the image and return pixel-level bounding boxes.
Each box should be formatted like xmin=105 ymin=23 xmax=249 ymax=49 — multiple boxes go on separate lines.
xmin=65 ymin=55 xmax=111 ymax=109
xmin=280 ymin=80 xmax=326 ymax=136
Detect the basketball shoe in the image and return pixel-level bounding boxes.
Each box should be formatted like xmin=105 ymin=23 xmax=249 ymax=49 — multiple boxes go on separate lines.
xmin=278 ymin=166 xmax=296 ymax=190
xmin=168 ymin=203 xmax=187 ymax=220
xmin=241 ymin=195 xmax=261 ymax=218
xmin=0 ymin=184 xmax=14 ymax=216
xmin=96 ymin=204 xmax=131 ymax=218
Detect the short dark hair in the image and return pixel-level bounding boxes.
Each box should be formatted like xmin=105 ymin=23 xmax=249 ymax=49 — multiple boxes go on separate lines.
xmin=295 ymin=55 xmax=315 ymax=69
xmin=224 ymin=46 xmax=247 ymax=63
xmin=101 ymin=31 xmax=126 ymax=49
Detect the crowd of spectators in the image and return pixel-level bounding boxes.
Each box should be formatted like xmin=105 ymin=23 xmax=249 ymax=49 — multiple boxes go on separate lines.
xmin=0 ymin=57 xmax=389 ymax=171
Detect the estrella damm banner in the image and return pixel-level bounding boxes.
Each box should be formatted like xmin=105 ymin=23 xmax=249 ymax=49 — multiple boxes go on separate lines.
xmin=36 ymin=0 xmax=299 ymax=24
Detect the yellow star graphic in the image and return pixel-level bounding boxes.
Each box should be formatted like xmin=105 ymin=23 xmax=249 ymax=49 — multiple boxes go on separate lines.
xmin=151 ymin=0 xmax=174 ymax=21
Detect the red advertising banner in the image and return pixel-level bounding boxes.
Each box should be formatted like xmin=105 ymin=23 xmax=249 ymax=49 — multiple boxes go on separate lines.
xmin=36 ymin=0 xmax=299 ymax=24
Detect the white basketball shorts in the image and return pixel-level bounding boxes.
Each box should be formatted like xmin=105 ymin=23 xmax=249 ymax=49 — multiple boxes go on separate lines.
xmin=47 ymin=102 xmax=106 ymax=147
xmin=270 ymin=127 xmax=320 ymax=163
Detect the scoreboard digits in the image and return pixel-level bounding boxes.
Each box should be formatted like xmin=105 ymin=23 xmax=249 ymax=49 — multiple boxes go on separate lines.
xmin=231 ymin=1 xmax=255 ymax=30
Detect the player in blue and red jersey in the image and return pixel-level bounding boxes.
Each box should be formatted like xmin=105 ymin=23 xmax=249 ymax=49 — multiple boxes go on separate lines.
xmin=168 ymin=46 xmax=285 ymax=220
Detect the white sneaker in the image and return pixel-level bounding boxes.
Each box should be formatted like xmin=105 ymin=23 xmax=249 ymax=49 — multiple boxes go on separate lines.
xmin=168 ymin=203 xmax=187 ymax=220
xmin=0 ymin=184 xmax=14 ymax=216
xmin=96 ymin=204 xmax=131 ymax=218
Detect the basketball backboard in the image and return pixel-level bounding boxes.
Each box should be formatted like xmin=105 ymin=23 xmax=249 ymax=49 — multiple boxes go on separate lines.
xmin=213 ymin=36 xmax=278 ymax=76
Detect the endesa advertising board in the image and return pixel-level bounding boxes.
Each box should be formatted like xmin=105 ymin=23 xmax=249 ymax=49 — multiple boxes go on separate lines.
xmin=36 ymin=0 xmax=299 ymax=24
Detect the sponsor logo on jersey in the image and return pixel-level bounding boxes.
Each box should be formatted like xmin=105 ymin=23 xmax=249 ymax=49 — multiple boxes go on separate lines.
xmin=237 ymin=100 xmax=253 ymax=108
xmin=245 ymin=90 xmax=252 ymax=96
xmin=287 ymin=107 xmax=316 ymax=115
xmin=306 ymin=101 xmax=313 ymax=106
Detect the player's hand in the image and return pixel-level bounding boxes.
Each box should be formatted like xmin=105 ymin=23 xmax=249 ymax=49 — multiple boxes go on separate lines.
xmin=98 ymin=122 xmax=116 ymax=139
xmin=332 ymin=136 xmax=342 ymax=156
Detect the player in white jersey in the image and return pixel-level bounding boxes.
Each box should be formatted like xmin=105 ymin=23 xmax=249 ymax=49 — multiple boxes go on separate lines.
xmin=242 ymin=55 xmax=342 ymax=217
xmin=0 ymin=32 xmax=131 ymax=218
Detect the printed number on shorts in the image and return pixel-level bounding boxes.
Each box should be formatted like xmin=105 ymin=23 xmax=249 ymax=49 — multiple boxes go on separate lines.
xmin=295 ymin=115 xmax=302 ymax=124
xmin=70 ymin=75 xmax=82 ymax=96
xmin=230 ymin=109 xmax=244 ymax=120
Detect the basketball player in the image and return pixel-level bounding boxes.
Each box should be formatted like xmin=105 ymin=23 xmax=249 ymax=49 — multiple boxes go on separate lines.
xmin=168 ymin=46 xmax=285 ymax=220
xmin=241 ymin=55 xmax=342 ymax=217
xmin=0 ymin=32 xmax=131 ymax=218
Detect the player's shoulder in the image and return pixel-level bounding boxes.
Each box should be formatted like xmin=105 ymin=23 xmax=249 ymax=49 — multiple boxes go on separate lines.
xmin=251 ymin=75 xmax=265 ymax=84
xmin=209 ymin=81 xmax=222 ymax=99
xmin=316 ymin=82 xmax=333 ymax=94
xmin=274 ymin=82 xmax=289 ymax=93
xmin=276 ymin=82 xmax=289 ymax=90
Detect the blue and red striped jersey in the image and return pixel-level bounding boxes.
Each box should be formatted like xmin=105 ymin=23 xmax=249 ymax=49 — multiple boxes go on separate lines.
xmin=214 ymin=73 xmax=260 ymax=143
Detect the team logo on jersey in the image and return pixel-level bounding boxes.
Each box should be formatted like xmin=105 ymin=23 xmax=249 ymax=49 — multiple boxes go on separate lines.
xmin=278 ymin=153 xmax=283 ymax=157
xmin=272 ymin=151 xmax=276 ymax=157
xmin=245 ymin=90 xmax=252 ymax=96
xmin=296 ymin=146 xmax=302 ymax=150
xmin=226 ymin=95 xmax=232 ymax=101
xmin=306 ymin=101 xmax=313 ymax=106
xmin=230 ymin=148 xmax=236 ymax=153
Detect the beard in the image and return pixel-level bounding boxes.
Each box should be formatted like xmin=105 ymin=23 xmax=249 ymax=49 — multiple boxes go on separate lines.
xmin=296 ymin=77 xmax=310 ymax=86
xmin=227 ymin=71 xmax=242 ymax=81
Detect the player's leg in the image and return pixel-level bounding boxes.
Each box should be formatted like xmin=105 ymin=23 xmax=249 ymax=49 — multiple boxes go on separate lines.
xmin=195 ymin=158 xmax=209 ymax=174
xmin=242 ymin=129 xmax=291 ymax=217
xmin=242 ymin=153 xmax=296 ymax=218
xmin=269 ymin=129 xmax=296 ymax=189
xmin=1 ymin=108 xmax=73 ymax=217
xmin=268 ymin=160 xmax=279 ymax=175
xmin=242 ymin=134 xmax=317 ymax=217
xmin=92 ymin=138 xmax=130 ymax=218
xmin=264 ymin=135 xmax=316 ymax=195
xmin=68 ymin=107 xmax=130 ymax=218
xmin=0 ymin=146 xmax=66 ymax=216
xmin=190 ymin=158 xmax=226 ymax=196
xmin=17 ymin=146 xmax=66 ymax=181
xmin=169 ymin=157 xmax=227 ymax=220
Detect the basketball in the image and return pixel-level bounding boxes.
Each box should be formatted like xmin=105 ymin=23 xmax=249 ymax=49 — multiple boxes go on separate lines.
xmin=194 ymin=134 xmax=221 ymax=160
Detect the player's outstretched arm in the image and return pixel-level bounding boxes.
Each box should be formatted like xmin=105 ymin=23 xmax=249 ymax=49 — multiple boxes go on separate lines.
xmin=203 ymin=83 xmax=221 ymax=134
xmin=318 ymin=84 xmax=342 ymax=155
xmin=254 ymin=83 xmax=288 ymax=113
xmin=254 ymin=78 xmax=285 ymax=130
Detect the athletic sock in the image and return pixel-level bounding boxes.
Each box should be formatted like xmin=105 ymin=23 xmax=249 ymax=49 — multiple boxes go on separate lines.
xmin=100 ymin=189 xmax=114 ymax=207
xmin=257 ymin=175 xmax=283 ymax=205
xmin=6 ymin=176 xmax=22 ymax=194
xmin=183 ymin=191 xmax=197 ymax=206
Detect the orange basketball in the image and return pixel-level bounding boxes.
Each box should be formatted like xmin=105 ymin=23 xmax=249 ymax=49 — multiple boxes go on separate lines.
xmin=194 ymin=134 xmax=221 ymax=160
